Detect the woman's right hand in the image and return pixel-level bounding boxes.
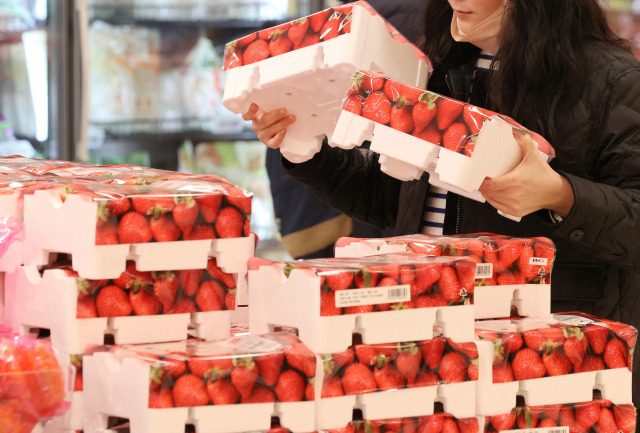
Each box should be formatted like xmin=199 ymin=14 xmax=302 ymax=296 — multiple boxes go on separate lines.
xmin=242 ymin=103 xmax=296 ymax=149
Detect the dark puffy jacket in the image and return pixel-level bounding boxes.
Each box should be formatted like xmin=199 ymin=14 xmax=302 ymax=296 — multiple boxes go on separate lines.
xmin=284 ymin=41 xmax=640 ymax=408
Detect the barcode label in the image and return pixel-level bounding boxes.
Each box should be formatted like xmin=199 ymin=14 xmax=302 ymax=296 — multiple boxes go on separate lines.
xmin=529 ymin=257 xmax=549 ymax=266
xmin=475 ymin=263 xmax=493 ymax=279
xmin=335 ymin=285 xmax=411 ymax=308
xmin=509 ymin=427 xmax=569 ymax=433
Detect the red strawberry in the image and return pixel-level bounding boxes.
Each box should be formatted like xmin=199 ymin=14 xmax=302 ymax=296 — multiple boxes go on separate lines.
xmin=95 ymin=285 xmax=132 ymax=317
xmin=497 ymin=270 xmax=525 ymax=285
xmin=412 ymin=93 xmax=438 ymax=133
xmin=320 ymin=289 xmax=342 ymax=316
xmin=206 ymin=377 xmax=238 ymax=405
xmin=442 ymin=123 xmax=469 ymax=153
xmin=178 ymin=269 xmax=202 ymax=297
xmin=613 ymin=404 xmax=636 ymax=433
xmin=414 ymin=370 xmax=440 ymax=387
xmin=114 ymin=262 xmax=153 ymax=290
xmin=231 ymin=358 xmax=259 ymax=399
xmin=413 ymin=122 xmax=442 ymax=143
xmin=448 ymin=340 xmax=479 ymax=359
xmin=523 ymin=327 xmax=566 ymax=351
xmin=462 ymin=104 xmax=492 ymax=135
xmin=309 ymin=9 xmax=331 ymax=32
xmin=207 ymin=258 xmax=237 ymax=288
xmin=354 ymin=269 xmax=379 ymax=288
xmin=244 ymin=385 xmax=276 ymax=403
xmin=324 ymin=270 xmax=353 ymax=291
xmin=224 ymin=47 xmax=242 ymax=70
xmin=584 ymin=324 xmax=609 ymax=355
xmin=560 ymin=407 xmax=583 ymax=433
xmin=96 ymin=220 xmax=119 ymax=245
xmin=321 ymin=375 xmax=344 ymax=398
xmin=258 ymin=23 xmax=290 ymax=40
xmin=173 ymin=196 xmax=199 ymax=237
xmin=419 ymin=414 xmax=445 ymax=433
xmin=323 ymin=348 xmax=354 ymax=375
xmin=118 ymin=211 xmax=152 ymax=244
xmin=438 ymin=352 xmax=467 ymax=383
xmin=275 ymin=369 xmax=305 ymax=402
xmin=542 ymin=348 xmax=573 ymax=376
xmin=131 ymin=193 xmax=175 ymax=218
xmin=196 ymin=194 xmax=222 ymax=223
xmin=269 ymin=31 xmax=293 ymax=57
xmin=492 ymin=361 xmax=515 ymax=383
xmin=284 ymin=344 xmax=316 ymax=377
xmin=517 ymin=244 xmax=540 ymax=281
xmin=187 ymin=356 xmax=233 ymax=379
xmin=463 ymin=136 xmax=476 ymax=157
xmin=562 ymin=327 xmax=588 ymax=368
xmin=396 ymin=343 xmax=422 ymax=384
xmin=295 ymin=32 xmax=320 ymax=49
xmin=604 ymin=338 xmax=628 ymax=369
xmin=497 ymin=240 xmax=524 ymax=269
xmin=152 ymin=271 xmax=179 ymax=312
xmin=438 ymin=266 xmax=463 ymax=302
xmin=490 ymin=411 xmax=517 ymax=431
xmin=344 ymin=304 xmax=374 ymax=315
xmin=596 ymin=407 xmax=620 ymax=433
xmin=390 ymin=104 xmax=415 ymax=133
xmin=343 ymin=94 xmax=364 ymax=115
xmin=436 ymin=98 xmax=464 ymax=130
xmin=77 ymin=296 xmax=98 ymax=318
xmin=374 ymin=362 xmax=405 ymax=390
xmin=362 ymin=91 xmax=392 ymax=125
xmin=129 ymin=288 xmax=162 ymax=316
xmin=575 ymin=354 xmax=606 ymax=373
xmin=361 ymin=74 xmax=385 ymax=92
xmin=305 ymin=379 xmax=315 ymax=400
xmin=414 ymin=264 xmax=442 ymax=296
xmin=576 ymin=401 xmax=601 ymax=430
xmin=319 ymin=16 xmax=341 ymax=41
xmin=149 ymin=387 xmax=174 ymax=408
xmin=196 ymin=280 xmax=224 ymax=311
xmin=421 ymin=338 xmax=446 ymax=369
xmin=167 ymin=298 xmax=196 ymax=314
xmin=288 ymin=18 xmax=309 ymax=46
xmin=150 ymin=213 xmax=181 ymax=242
xmin=172 ymin=374 xmax=210 ymax=407
xmin=416 ymin=293 xmax=448 ymax=308
xmin=255 ymin=352 xmax=284 ymax=387
xmin=383 ymin=81 xmax=424 ymax=106
xmin=341 ymin=362 xmax=377 ymax=395
xmin=243 ymin=39 xmax=269 ymax=65
xmin=215 ymin=207 xmax=244 ymax=238
xmin=162 ymin=358 xmax=186 ymax=378
xmin=236 ymin=33 xmax=257 ymax=47
xmin=533 ymin=240 xmax=555 ymax=276
xmin=512 ymin=348 xmax=546 ymax=380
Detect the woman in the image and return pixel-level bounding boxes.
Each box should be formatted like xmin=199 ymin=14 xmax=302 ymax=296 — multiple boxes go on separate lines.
xmin=245 ymin=0 xmax=640 ymax=412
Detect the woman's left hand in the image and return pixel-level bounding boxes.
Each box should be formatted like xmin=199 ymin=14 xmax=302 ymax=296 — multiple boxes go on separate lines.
xmin=478 ymin=131 xmax=575 ymax=218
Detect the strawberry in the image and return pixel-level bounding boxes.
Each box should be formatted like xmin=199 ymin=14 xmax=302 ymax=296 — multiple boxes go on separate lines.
xmin=321 ymin=375 xmax=345 ymax=398
xmin=309 ymin=9 xmax=331 ymax=32
xmin=224 ymin=48 xmax=242 ymax=70
xmin=533 ymin=240 xmax=555 ymax=276
xmin=284 ymin=343 xmax=316 ymax=377
xmin=412 ymin=93 xmax=438 ymax=134
xmin=396 ymin=342 xmax=422 ymax=384
xmin=584 ymin=324 xmax=609 ymax=355
xmin=225 ymin=290 xmax=236 ymax=310
xmin=339 ymin=8 xmax=353 ymax=33
xmin=129 ymin=288 xmax=162 ymax=316
xmin=414 ymin=370 xmax=440 ymax=387
xmin=448 ymin=340 xmax=479 ymax=359
xmin=167 ymin=298 xmax=197 ymax=314
xmin=196 ymin=194 xmax=222 ymax=223
xmin=319 ymin=15 xmax=341 ymax=41
xmin=355 ymin=269 xmax=379 ymax=288
xmin=152 ymin=271 xmax=179 ymax=312
xmin=362 ymin=74 xmax=385 ymax=92
xmin=612 ymin=404 xmax=636 ymax=433
xmin=542 ymin=347 xmax=573 ymax=376
xmin=560 ymin=407 xmax=583 ymax=433
xmin=236 ymin=33 xmax=257 ymax=47
xmin=294 ymin=32 xmax=320 ymax=49
xmin=188 ymin=356 xmax=233 ymax=379
xmin=215 ymin=207 xmax=244 ymax=238
xmin=496 ymin=240 xmax=523 ymax=269
xmin=538 ymin=419 xmax=558 ymax=428
xmin=463 ymin=136 xmax=476 ymax=157
xmin=490 ymin=411 xmax=517 ymax=431
xmin=344 ymin=304 xmax=374 ymax=315
xmin=363 ymin=92 xmax=394 ymax=127
xmin=436 ymin=98 xmax=464 ymax=130
xmin=172 ymin=373 xmax=210 ymax=407
xmin=96 ymin=220 xmax=119 ymax=245
xmin=305 ymin=379 xmax=315 ymax=400
xmin=320 ymin=289 xmax=342 ymax=316
xmin=341 ymin=362 xmax=377 ymax=395
xmin=416 ymin=293 xmax=448 ymax=308
xmin=207 ymin=258 xmax=237 ymax=288
xmin=131 ymin=193 xmax=175 ymax=218
xmin=575 ymin=354 xmax=606 ymax=373
xmin=442 ymin=123 xmax=469 ymax=153
xmin=438 ymin=266 xmax=463 ymax=302
xmin=275 ymin=369 xmax=305 ymax=402
xmin=381 ymin=264 xmax=401 ymax=280
xmin=244 ymin=385 xmax=276 ymax=403
xmin=149 ymin=387 xmax=174 ymax=408
xmin=383 ymin=80 xmax=424 ymax=106
xmin=511 ymin=347 xmax=546 ymax=380
xmin=117 ymin=211 xmax=152 ymax=244
xmin=323 ymin=348 xmax=354 ymax=375
xmin=343 ymin=94 xmax=364 ymax=115
xmin=562 ymin=327 xmax=588 ymax=368
xmin=603 ymin=337 xmax=628 ymax=369
xmin=462 ymin=104 xmax=492 ymax=135
xmin=288 ymin=18 xmax=309 ymax=46
xmin=255 ymin=352 xmax=284 ymax=387
xmin=178 ymin=269 xmax=202 ymax=297
xmin=173 ymin=196 xmax=199 ymax=237
xmin=517 ymin=244 xmax=540 ymax=281
xmin=458 ymin=418 xmax=479 ymax=433
xmin=324 ymin=270 xmax=353 ymax=291
xmin=421 ymin=338 xmax=446 ymax=369
xmin=354 ymin=344 xmax=397 ymax=366
xmin=77 ymin=296 xmax=98 ymax=318
xmin=492 ymin=361 xmax=515 ymax=383
xmin=196 ymin=280 xmax=224 ymax=311
xmin=413 ymin=264 xmax=442 ymax=296
xmin=483 ymin=242 xmax=504 ymax=276
xmin=390 ymin=104 xmax=415 ymax=133
xmin=497 ymin=270 xmax=525 ymax=285
xmin=269 ymin=31 xmax=293 ymax=57
xmin=231 ymin=357 xmax=259 ymax=399
xmin=438 ymin=352 xmax=467 ymax=383
xmin=374 ymin=362 xmax=405 ymax=390
xmin=576 ymin=401 xmax=601 ymax=430
xmin=243 ymin=39 xmax=269 ymax=65
xmin=502 ymin=332 xmax=524 ymax=353
xmin=419 ymin=414 xmax=445 ymax=433
xmin=523 ymin=327 xmax=566 ymax=351
xmin=540 ymin=404 xmax=564 ymax=422
xmin=597 ymin=407 xmax=620 ymax=433
xmin=114 ymin=262 xmax=153 ymax=290
xmin=455 ymin=260 xmax=476 ymax=292
xmin=258 ymin=23 xmax=290 ymax=40
xmin=95 ymin=284 xmax=132 ymax=317
xmin=206 ymin=377 xmax=238 ymax=405
xmin=97 ymin=196 xmax=131 ymax=223
xmin=150 ymin=213 xmax=181 ymax=242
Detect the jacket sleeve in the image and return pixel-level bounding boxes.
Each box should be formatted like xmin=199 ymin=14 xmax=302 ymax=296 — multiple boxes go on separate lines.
xmin=282 ymin=141 xmax=402 ymax=230
xmin=553 ymin=66 xmax=640 ymax=272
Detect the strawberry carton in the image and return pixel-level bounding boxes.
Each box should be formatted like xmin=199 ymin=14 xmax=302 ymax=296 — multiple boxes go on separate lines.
xmin=4 ymin=258 xmax=243 ymax=353
xmin=83 ymin=333 xmax=317 ymax=433
xmin=319 ymin=414 xmax=481 ymax=433
xmin=21 ymin=176 xmax=255 ymax=279
xmin=473 ymin=312 xmax=636 ymax=415
xmin=480 ymin=399 xmax=636 ymax=433
xmin=222 ymin=1 xmax=432 ymax=164
xmin=335 ymin=234 xmax=556 ymax=320
xmin=313 ymin=337 xmax=478 ymax=429
xmin=248 ymin=253 xmax=477 ymax=354
xmin=328 ymin=70 xmax=555 ymax=209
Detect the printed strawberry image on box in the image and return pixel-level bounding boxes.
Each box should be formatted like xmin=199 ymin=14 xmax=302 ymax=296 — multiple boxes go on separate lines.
xmin=249 ymin=253 xmax=477 ymax=354
xmin=0 ymin=325 xmax=68 ymax=433
xmin=222 ymin=1 xmax=432 ymax=164
xmin=21 ymin=176 xmax=255 ymax=279
xmin=335 ymin=233 xmax=556 ymax=320
xmin=83 ymin=333 xmax=317 ymax=433
xmin=4 ymin=258 xmax=241 ymax=353
xmin=320 ymin=414 xmax=481 ymax=433
xmin=313 ymin=338 xmax=479 ymax=428
xmin=329 ymin=70 xmax=556 ymax=211
xmin=481 ymin=399 xmax=636 ymax=433
xmin=473 ymin=312 xmax=636 ymax=416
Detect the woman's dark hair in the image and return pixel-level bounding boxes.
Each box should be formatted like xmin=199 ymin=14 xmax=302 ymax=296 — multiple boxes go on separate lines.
xmin=419 ymin=0 xmax=631 ymax=145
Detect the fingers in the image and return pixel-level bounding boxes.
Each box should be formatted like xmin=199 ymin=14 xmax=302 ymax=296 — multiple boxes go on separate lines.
xmin=243 ymin=104 xmax=296 ymax=149
xmin=241 ymin=103 xmax=260 ymax=121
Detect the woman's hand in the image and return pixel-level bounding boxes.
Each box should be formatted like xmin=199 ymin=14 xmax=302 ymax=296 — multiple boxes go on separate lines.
xmin=478 ymin=131 xmax=575 ymax=218
xmin=242 ymin=103 xmax=296 ymax=149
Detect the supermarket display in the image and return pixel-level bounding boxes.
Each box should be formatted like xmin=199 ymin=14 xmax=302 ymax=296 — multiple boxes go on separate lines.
xmin=334 ymin=234 xmax=556 ymax=320
xmin=222 ymin=1 xmax=432 ymax=164
xmin=328 ymin=70 xmax=556 ymax=202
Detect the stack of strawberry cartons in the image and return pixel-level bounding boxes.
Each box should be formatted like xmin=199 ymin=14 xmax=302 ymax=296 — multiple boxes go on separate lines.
xmin=222 ymin=1 xmax=431 ymax=164
xmin=0 ymin=161 xmax=256 ymax=432
xmin=248 ymin=252 xmax=482 ymax=430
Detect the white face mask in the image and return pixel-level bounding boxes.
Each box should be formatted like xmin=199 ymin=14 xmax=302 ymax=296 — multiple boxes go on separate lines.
xmin=450 ymin=4 xmax=507 ymax=55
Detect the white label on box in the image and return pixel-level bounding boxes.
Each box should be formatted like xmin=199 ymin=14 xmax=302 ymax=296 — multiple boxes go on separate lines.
xmin=529 ymin=257 xmax=549 ymax=266
xmin=335 ymin=285 xmax=411 ymax=308
xmin=475 ymin=263 xmax=493 ymax=279
xmin=508 ymin=427 xmax=569 ymax=433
